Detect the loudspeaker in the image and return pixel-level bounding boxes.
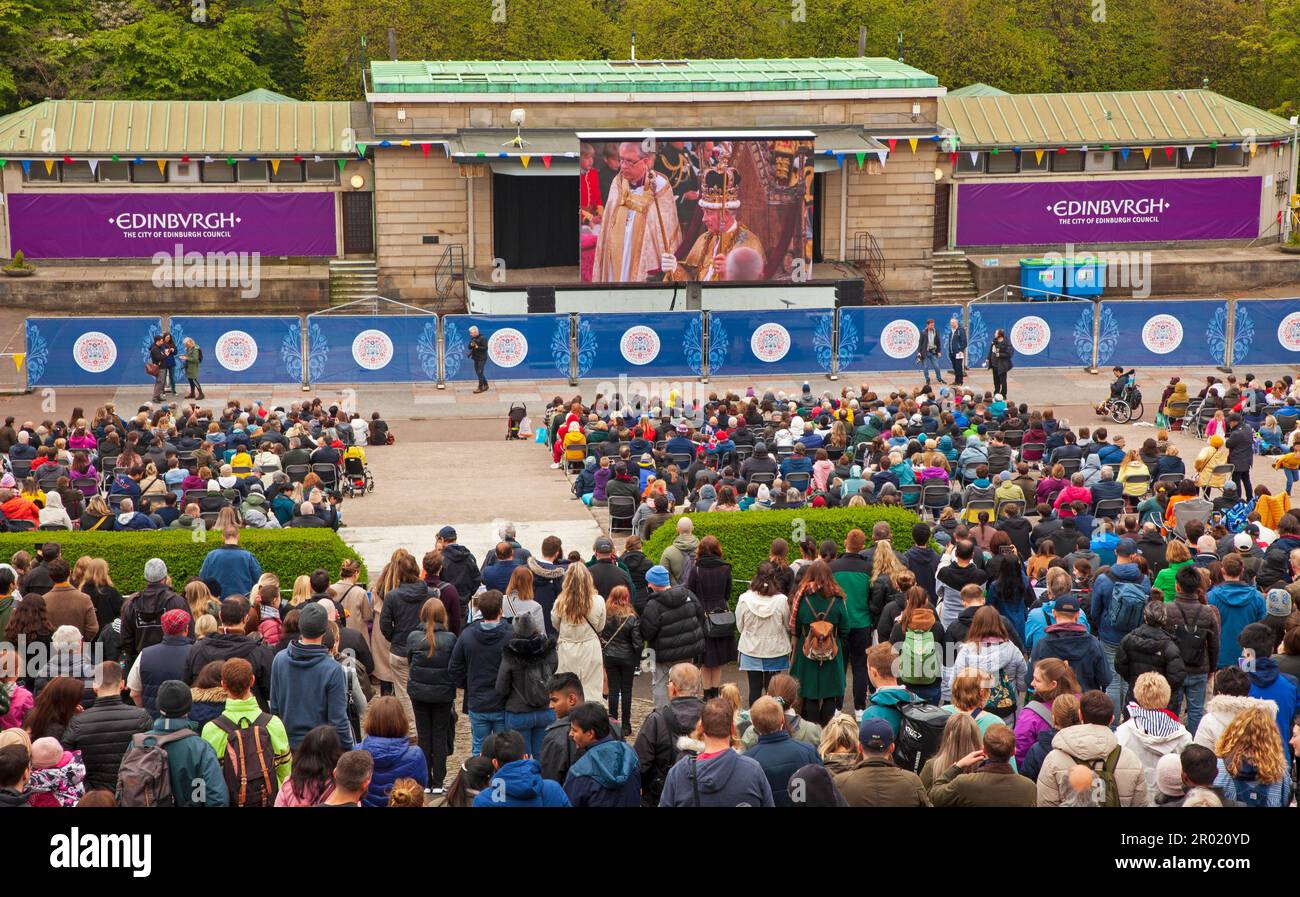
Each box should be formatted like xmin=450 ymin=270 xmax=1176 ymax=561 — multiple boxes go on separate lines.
xmin=526 ymin=286 xmax=556 ymax=314
xmin=834 ymin=279 xmax=865 ymax=307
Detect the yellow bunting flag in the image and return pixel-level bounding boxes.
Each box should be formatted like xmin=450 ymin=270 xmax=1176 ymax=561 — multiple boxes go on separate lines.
xmin=520 ymin=155 xmax=531 ymax=168
xmin=270 ymin=159 xmax=281 ymax=175
xmin=1142 ymin=147 xmax=1152 ymax=161
xmin=43 ymin=159 xmax=54 ymax=175
xmin=400 ymin=139 xmax=410 ymax=146
xmin=908 ymin=137 xmax=918 ymax=153
xmin=1034 ymin=150 xmax=1044 ymax=164
xmin=11 ymin=352 xmax=24 ymax=371
xmin=1250 ymin=143 xmax=1258 ymax=157
xmin=156 ymin=159 xmax=167 ymax=175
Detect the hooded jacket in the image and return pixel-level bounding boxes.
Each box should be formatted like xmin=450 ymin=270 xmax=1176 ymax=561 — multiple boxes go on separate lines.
xmin=640 ymin=585 xmax=706 ymax=664
xmin=473 ymin=758 xmax=571 ymax=807
xmin=1114 ymin=624 xmax=1186 ymax=698
xmin=378 ymin=580 xmax=431 ymax=659
xmin=526 ymin=556 xmax=567 ymax=637
xmin=269 ymin=640 xmax=353 ymax=750
xmin=744 ymin=730 xmax=821 ymax=807
xmin=660 ymin=746 xmax=774 ymax=807
xmin=1258 ymin=534 xmax=1300 ymax=590
xmin=496 ymin=634 xmax=559 ymax=713
xmin=1116 ymin=705 xmax=1193 ymax=804
xmin=659 ymin=534 xmax=700 ymax=586
xmin=1194 ymin=694 xmax=1279 ymax=752
xmin=903 ymin=545 xmax=941 ymax=601
xmin=1036 ymin=724 xmax=1148 ymax=807
xmin=635 ymin=696 xmax=705 ymax=804
xmin=829 ymin=551 xmax=873 ymax=630
xmin=1029 ymin=621 xmax=1112 ymax=692
xmin=1089 ymin=563 xmax=1151 ymax=646
xmin=360 ymin=734 xmax=428 ymax=806
xmin=564 ymin=735 xmax=641 ymax=807
xmin=120 ymin=583 xmax=189 ymax=671
xmin=184 ymin=631 xmax=275 ymax=710
xmin=439 ymin=542 xmax=482 ymax=604
xmin=1245 ymin=656 xmax=1300 ymax=759
xmin=448 ymin=620 xmax=513 ymax=713
xmin=735 ymin=589 xmax=790 ymax=659
xmin=149 ymin=716 xmax=229 ymax=807
xmin=1207 ymin=580 xmax=1266 ymax=667
xmin=858 ymin=686 xmax=919 ymax=740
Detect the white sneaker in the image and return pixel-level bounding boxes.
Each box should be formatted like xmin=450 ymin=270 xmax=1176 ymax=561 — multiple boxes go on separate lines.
xmin=550 ymin=462 xmax=561 ymax=469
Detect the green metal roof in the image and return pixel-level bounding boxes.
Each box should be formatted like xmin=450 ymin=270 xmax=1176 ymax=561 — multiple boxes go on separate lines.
xmin=224 ymin=88 xmax=299 ymax=103
xmin=946 ymin=83 xmax=1009 ymax=97
xmin=938 ymin=89 xmax=1296 ymax=147
xmin=0 ymin=99 xmax=360 ymax=156
xmin=369 ymin=57 xmax=940 ymax=94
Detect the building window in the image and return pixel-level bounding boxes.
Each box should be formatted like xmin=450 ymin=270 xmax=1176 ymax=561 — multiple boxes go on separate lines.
xmin=1051 ymin=151 xmax=1085 ymax=172
xmin=132 ymin=161 xmax=167 ymax=183
xmin=270 ymin=161 xmax=305 ymax=183
xmin=1084 ymin=151 xmax=1114 ymax=172
xmin=1149 ymin=149 xmax=1177 ymax=169
xmin=956 ymin=152 xmax=982 ymax=174
xmin=986 ymin=151 xmax=1017 ymax=174
xmin=201 ymin=161 xmax=236 ymax=183
xmin=1180 ymin=146 xmax=1215 ymax=169
xmin=61 ymin=161 xmax=95 ymax=182
xmin=1018 ymin=151 xmax=1049 ymax=173
xmin=1215 ymin=145 xmax=1246 ymax=167
xmin=306 ymin=160 xmax=338 ymax=182
xmin=24 ymin=162 xmax=59 ymax=183
xmin=1115 ymin=150 xmax=1148 ymax=171
xmin=237 ymin=161 xmax=268 ymax=182
xmin=97 ymin=161 xmax=132 ymax=182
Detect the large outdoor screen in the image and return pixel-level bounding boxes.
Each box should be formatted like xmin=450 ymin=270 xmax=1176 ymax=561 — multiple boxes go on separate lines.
xmin=579 ymin=137 xmax=815 ymax=283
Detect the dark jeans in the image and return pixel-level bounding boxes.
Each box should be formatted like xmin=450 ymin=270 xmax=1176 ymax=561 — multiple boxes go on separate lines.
xmin=473 ymin=356 xmax=488 ymax=389
xmin=846 ymin=628 xmax=873 ymax=712
xmin=165 ymin=366 xmax=176 ymax=392
xmin=1232 ymin=469 xmax=1252 ymax=497
xmin=950 ymin=355 xmax=964 ymax=385
xmin=804 ymin=696 xmax=842 ymax=726
xmin=410 ymin=699 xmax=453 ymax=788
xmin=605 ymin=660 xmax=635 ymax=730
xmin=746 ymin=670 xmax=776 ymax=707
xmin=186 ymin=376 xmax=202 ymax=396
xmin=993 ymin=369 xmax=1009 ymax=397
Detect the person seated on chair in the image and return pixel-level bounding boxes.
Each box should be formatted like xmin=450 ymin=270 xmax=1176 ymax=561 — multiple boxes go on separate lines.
xmin=1089 ymin=467 xmax=1125 ymax=510
xmin=114 ymin=497 xmax=157 ymax=530
xmin=1096 ymin=367 xmax=1137 ymax=414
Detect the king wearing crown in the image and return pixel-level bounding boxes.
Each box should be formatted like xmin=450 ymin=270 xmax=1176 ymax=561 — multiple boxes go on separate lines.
xmin=661 ymin=154 xmax=765 ymax=281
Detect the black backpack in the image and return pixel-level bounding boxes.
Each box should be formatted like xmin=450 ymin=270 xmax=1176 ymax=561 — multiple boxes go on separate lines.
xmin=213 ymin=713 xmax=278 ymax=807
xmin=893 ymin=701 xmax=949 ymax=773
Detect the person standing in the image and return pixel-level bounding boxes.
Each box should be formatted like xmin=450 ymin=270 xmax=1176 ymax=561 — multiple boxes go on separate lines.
xmin=148 ymin=334 xmax=168 ymax=404
xmin=947 ymin=314 xmax=967 ymax=386
xmin=916 ymin=318 xmax=944 ymax=386
xmin=685 ymin=535 xmax=733 ymax=700
xmin=180 ymin=337 xmax=204 ymax=400
xmin=550 ymin=564 xmax=606 ymax=705
xmin=468 ymin=326 xmax=489 ymax=394
xmin=269 ymin=602 xmax=354 ymax=751
xmin=197 ymin=526 xmax=263 ymax=600
xmin=161 ymin=333 xmax=179 ymax=396
xmin=1224 ymin=412 xmax=1256 ymax=498
xmin=448 ymin=590 xmax=513 ymax=755
xmin=986 ymin=328 xmax=1014 ymax=399
xmin=407 ymin=597 xmax=457 ymax=794
xmin=788 ymin=560 xmax=849 ymax=726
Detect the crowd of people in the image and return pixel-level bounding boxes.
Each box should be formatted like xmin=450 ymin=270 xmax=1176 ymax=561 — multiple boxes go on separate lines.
xmin=0 ymin=398 xmax=391 ymax=532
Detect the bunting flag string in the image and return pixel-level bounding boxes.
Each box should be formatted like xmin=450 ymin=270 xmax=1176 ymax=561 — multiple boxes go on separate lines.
xmin=1184 ymin=145 xmax=1196 ymax=160
xmin=968 ymin=150 xmax=979 ymax=165
xmin=156 ymin=159 xmax=167 ymax=175
xmin=1034 ymin=150 xmax=1044 ymax=164
xmin=887 ymin=138 xmax=897 ymax=153
xmin=421 ymin=143 xmax=430 ymax=158
xmin=833 ymin=152 xmax=844 ymax=167
xmin=270 ymin=159 xmax=281 ymax=175
xmin=1164 ymin=146 xmax=1174 ymax=159
xmin=1142 ymin=147 xmax=1152 ymax=161
xmin=875 ymin=149 xmax=888 ymax=166
xmin=11 ymin=353 xmax=24 ymax=372
xmin=87 ymin=159 xmax=99 ymax=174
xmin=336 ymin=158 xmax=347 ymax=172
xmin=1120 ymin=147 xmax=1130 ymax=161
xmin=43 ymin=159 xmax=54 ymax=175
xmin=356 ymin=143 xmax=368 ymax=158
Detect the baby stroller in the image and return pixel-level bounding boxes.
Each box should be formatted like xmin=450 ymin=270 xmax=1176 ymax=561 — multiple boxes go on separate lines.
xmin=507 ymin=402 xmax=527 ymax=440
xmin=341 ymin=447 xmax=374 ymax=497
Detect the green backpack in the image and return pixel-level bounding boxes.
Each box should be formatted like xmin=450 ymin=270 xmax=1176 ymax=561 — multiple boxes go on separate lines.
xmin=899 ymin=628 xmax=939 ymax=685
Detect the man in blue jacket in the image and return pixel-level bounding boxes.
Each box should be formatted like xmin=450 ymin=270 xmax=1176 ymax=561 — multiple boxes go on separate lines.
xmin=1239 ymin=621 xmax=1300 ymax=760
xmin=1028 ymin=594 xmax=1112 ymax=693
xmin=563 ymin=702 xmax=640 ymax=807
xmin=448 ymin=589 xmax=513 ymax=755
xmin=743 ymin=696 xmax=821 ymax=807
xmin=659 ymin=698 xmax=773 ymax=807
xmin=779 ymin=443 xmax=813 ymax=477
xmin=474 ymin=728 xmax=570 ymax=807
xmin=1208 ymin=554 xmax=1267 ymax=668
xmin=269 ymin=602 xmax=354 ymax=750
xmin=1089 ymin=538 xmax=1149 ymax=710
xmin=197 ymin=526 xmax=263 ymax=599
xmin=1024 ymin=569 xmax=1090 ymax=653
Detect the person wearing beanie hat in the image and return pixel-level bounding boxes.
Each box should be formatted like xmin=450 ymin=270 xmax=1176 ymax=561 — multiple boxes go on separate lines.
xmin=140 ymin=679 xmax=229 ymax=806
xmin=1152 ymin=751 xmax=1187 ymax=805
xmin=271 ymin=600 xmax=354 ymax=751
xmin=120 ymin=558 xmax=189 ymax=673
xmin=126 ymin=608 xmax=195 ymax=719
xmin=25 ymin=736 xmax=85 ymax=807
xmin=640 ymin=565 xmax=705 ymax=708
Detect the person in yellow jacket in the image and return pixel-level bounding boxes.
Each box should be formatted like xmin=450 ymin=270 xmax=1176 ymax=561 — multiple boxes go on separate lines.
xmin=1116 ymin=449 xmax=1151 ymax=500
xmin=1193 ymin=435 xmax=1230 ymax=491
xmin=1274 ymin=440 xmax=1300 ymax=496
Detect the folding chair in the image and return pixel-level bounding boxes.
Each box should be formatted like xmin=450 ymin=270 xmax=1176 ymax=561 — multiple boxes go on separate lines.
xmin=607 ymin=495 xmax=636 ymax=535
xmin=749 ymin=471 xmax=776 ymax=487
xmin=312 ymin=462 xmax=340 ymax=491
xmin=785 ymin=472 xmax=811 ymax=493
xmin=922 ymin=484 xmax=952 ymax=519
xmin=899 ymin=484 xmax=923 ymax=509
xmin=1093 ymin=498 xmax=1125 ymax=520
xmin=1058 ymin=458 xmax=1081 ymax=477
xmin=285 ymin=464 xmax=310 ymax=484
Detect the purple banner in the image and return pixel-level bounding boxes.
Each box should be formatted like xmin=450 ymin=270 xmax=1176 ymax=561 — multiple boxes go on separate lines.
xmin=955 ymin=176 xmax=1262 ymax=245
xmin=7 ymin=192 xmax=338 ymax=258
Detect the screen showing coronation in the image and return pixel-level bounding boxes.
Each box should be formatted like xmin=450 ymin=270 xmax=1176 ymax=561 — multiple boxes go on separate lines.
xmin=579 ymin=137 xmax=815 ymax=284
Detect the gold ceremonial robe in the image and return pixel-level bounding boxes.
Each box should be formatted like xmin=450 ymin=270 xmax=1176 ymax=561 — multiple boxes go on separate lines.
xmin=666 ymin=222 xmax=765 ymax=282
xmin=592 ymin=172 xmax=681 ymax=283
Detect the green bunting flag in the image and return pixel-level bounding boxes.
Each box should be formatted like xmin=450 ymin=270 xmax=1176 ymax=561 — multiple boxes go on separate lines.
xmin=336 ymin=158 xmax=346 ymax=172
xmin=854 ymin=152 xmax=865 ymax=169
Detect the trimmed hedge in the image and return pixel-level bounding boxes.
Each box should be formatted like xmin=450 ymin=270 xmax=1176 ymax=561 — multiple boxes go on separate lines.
xmin=0 ymin=530 xmax=367 ymax=594
xmin=643 ymin=506 xmax=931 ymax=604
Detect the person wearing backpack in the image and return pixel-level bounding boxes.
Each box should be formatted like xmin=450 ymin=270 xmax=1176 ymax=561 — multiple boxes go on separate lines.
xmin=119 ymin=558 xmax=189 ymax=674
xmin=1029 ymin=594 xmax=1112 ymax=693
xmin=888 ymin=586 xmax=950 ymax=705
xmin=1036 ymin=690 xmax=1148 ymax=807
xmin=1207 ymin=553 xmax=1267 ymax=669
xmin=788 ymin=560 xmax=849 ymax=725
xmin=1113 ymin=600 xmax=1186 ymax=718
xmin=1211 ymin=705 xmax=1293 ymax=807
xmin=495 ymin=614 xmax=559 ymax=761
xmin=860 ymin=643 xmax=919 ymax=736
xmin=406 ymin=596 xmax=457 ymax=794
xmin=202 ymin=657 xmax=292 ymax=806
xmin=832 ymin=717 xmax=930 ymax=807
xmin=270 ymin=602 xmax=354 ymax=752
xmin=1087 ymin=538 xmax=1150 ymax=713
xmin=120 ymin=680 xmax=227 ymax=807
xmin=1163 ymin=564 xmax=1220 ymax=735
xmin=1014 ymin=658 xmax=1081 ymax=764
xmin=949 ymin=606 xmax=1025 ymax=723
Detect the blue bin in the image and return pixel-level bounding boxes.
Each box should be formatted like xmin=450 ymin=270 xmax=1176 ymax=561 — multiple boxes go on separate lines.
xmin=1019 ymin=258 xmax=1064 ymax=299
xmin=1065 ymin=258 xmax=1107 ymax=297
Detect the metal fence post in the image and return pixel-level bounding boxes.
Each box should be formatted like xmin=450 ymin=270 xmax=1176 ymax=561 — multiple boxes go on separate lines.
xmin=436 ymin=314 xmax=446 ymax=389
xmin=700 ymin=311 xmax=710 ymax=384
xmin=300 ymin=314 xmax=311 ymax=391
xmin=828 ymin=308 xmax=840 ymax=381
xmin=1089 ymin=299 xmax=1101 ymax=374
xmin=568 ymin=313 xmax=579 ymax=387
xmin=1219 ymin=298 xmax=1235 ymax=373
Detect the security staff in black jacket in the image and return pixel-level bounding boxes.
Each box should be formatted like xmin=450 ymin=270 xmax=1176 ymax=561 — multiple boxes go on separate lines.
xmin=947 ymin=314 xmax=968 ymax=385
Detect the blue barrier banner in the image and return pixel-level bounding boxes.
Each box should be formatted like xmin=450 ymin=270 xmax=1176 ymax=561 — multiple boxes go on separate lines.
xmin=168 ymin=316 xmax=303 ymax=384
xmin=1094 ymin=299 xmax=1227 ymax=367
xmin=443 ymin=314 xmax=572 ymax=382
xmin=837 ymin=304 xmax=963 ymax=372
xmin=580 ymin=312 xmax=702 ymax=380
xmin=706 ymin=309 xmax=835 ymax=376
xmin=1230 ymin=299 xmax=1300 ymax=366
xmin=26 ymin=316 xmax=161 ymax=387
xmin=965 ymin=301 xmax=1094 ymax=369
xmin=309 ymin=314 xmax=439 ymax=384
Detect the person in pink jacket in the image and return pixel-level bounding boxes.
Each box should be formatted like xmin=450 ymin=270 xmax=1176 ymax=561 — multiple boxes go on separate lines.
xmin=1052 ymin=473 xmax=1093 ymax=517
xmin=0 ymin=650 xmax=33 ymax=730
xmin=1014 ymin=658 xmax=1081 ymax=763
xmin=26 ymin=737 xmax=86 ymax=807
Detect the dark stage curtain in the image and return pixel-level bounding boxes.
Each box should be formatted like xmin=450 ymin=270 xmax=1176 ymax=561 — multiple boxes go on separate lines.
xmin=492 ymin=173 xmax=579 ymax=269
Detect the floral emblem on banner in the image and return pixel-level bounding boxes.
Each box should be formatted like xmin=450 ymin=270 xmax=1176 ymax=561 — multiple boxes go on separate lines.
xmin=283 ymin=321 xmax=327 ymax=382
xmin=550 ymin=318 xmax=596 ymax=379
xmin=24 ymin=322 xmax=48 ymax=384
xmin=1207 ymin=304 xmax=1253 ymax=366
xmin=1278 ymin=311 xmax=1300 ymax=354
xmin=139 ymin=321 xmax=162 ymax=364
xmin=550 ymin=318 xmax=571 ymax=378
xmin=488 ymin=328 xmax=528 ymax=368
xmin=443 ymin=322 xmax=465 ymax=379
xmin=416 ymin=321 xmax=438 ymax=380
xmin=684 ymin=317 xmax=707 ymax=376
xmin=76 ymin=331 xmax=119 ymax=374
xmin=965 ymin=310 xmax=989 ymax=364
xmin=215 ymin=330 xmax=258 ymax=372
xmin=1010 ymin=316 xmax=1051 ymax=356
xmin=1075 ymin=305 xmax=1099 ymax=365
xmin=351 ymin=328 xmax=395 ymax=371
xmin=813 ymin=312 xmax=853 ymax=373
xmin=619 ymin=325 xmax=661 ymax=366
xmin=574 ymin=320 xmax=597 ymax=378
xmin=1141 ymin=314 xmax=1183 ymax=355
xmin=168 ymin=322 xmax=187 ymax=357
xmin=705 ymin=314 xmax=728 ymax=375
xmin=750 ymin=322 xmax=792 ymax=363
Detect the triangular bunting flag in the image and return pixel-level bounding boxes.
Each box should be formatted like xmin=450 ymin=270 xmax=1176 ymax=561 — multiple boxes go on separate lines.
xmin=834 ymin=152 xmax=843 ymax=167
xmin=949 ymin=152 xmax=957 ymax=166
xmin=520 ymin=155 xmax=531 ymax=168
xmin=400 ymin=140 xmax=410 ymax=147
xmin=43 ymin=159 xmax=54 ymax=175
xmin=356 ymin=143 xmax=367 ymax=158
xmin=312 ymin=155 xmax=321 ymax=163
xmin=87 ymin=159 xmax=99 ymax=174
xmin=1034 ymin=150 xmax=1044 ymax=164
xmin=991 ymin=148 xmax=999 ymax=155
xmin=336 ymin=158 xmax=347 ymax=172
xmin=855 ymin=152 xmax=865 ymax=170
xmin=968 ymin=151 xmax=979 ymax=165
xmin=908 ymin=137 xmax=918 ymax=153
xmin=20 ymin=160 xmax=30 ymax=175
xmin=180 ymin=155 xmax=190 ymax=163
xmin=293 ymin=155 xmax=303 ymax=162
xmin=133 ymin=156 xmax=142 ymax=165
xmin=888 ymin=138 xmax=897 ymax=153
xmin=156 ymin=159 xmax=167 ymax=175
xmin=1142 ymin=147 xmax=1152 ymax=161
xmin=110 ymin=154 xmax=119 ymax=163
xmin=1120 ymin=148 xmax=1130 ymax=161
xmin=226 ymin=157 xmax=235 ymax=165
xmin=1164 ymin=146 xmax=1174 ymax=159
xmin=380 ymin=140 xmax=391 ymax=147
xmin=270 ymin=159 xmax=280 ymax=174
xmin=541 ymin=155 xmax=552 ymax=169
xmin=205 ymin=155 xmax=215 ymax=164
xmin=62 ymin=155 xmax=72 ymax=164
xmin=1079 ymin=146 xmax=1088 ymax=153
xmin=1250 ymin=143 xmax=1257 ymax=158
xmin=1184 ymin=145 xmax=1196 ymax=160
xmin=0 ymin=160 xmax=7 ymax=169
xmin=12 ymin=353 xmax=24 ymax=371
xmin=421 ymin=143 xmax=430 ymax=158
xmin=875 ymin=149 xmax=888 ymax=166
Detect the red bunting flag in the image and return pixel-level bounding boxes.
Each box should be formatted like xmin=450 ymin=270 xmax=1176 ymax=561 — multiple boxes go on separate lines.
xmin=1164 ymin=146 xmax=1174 ymax=159
xmin=62 ymin=155 xmax=72 ymax=163
xmin=887 ymin=138 xmax=897 ymax=153
xmin=421 ymin=143 xmax=430 ymax=158
xmin=949 ymin=152 xmax=957 ymax=166
xmin=1057 ymin=147 xmax=1065 ymax=154
xmin=294 ymin=155 xmax=303 ymax=162
xmin=541 ymin=155 xmax=552 ymax=169
xmin=180 ymin=155 xmax=190 ymax=163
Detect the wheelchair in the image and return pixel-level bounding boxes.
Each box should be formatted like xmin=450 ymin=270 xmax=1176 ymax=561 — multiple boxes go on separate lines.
xmin=1101 ymin=384 xmax=1144 ymax=424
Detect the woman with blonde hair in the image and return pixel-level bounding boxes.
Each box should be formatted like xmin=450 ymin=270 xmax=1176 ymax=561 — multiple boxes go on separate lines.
xmin=920 ymin=711 xmax=982 ymax=790
xmin=1212 ymin=705 xmax=1293 ymax=806
xmin=290 ymin=574 xmax=312 ymax=608
xmin=551 ymin=562 xmax=606 ymax=702
xmin=195 ymin=614 xmax=218 ymax=639
xmin=215 ymin=506 xmax=241 ymax=532
xmin=1194 ymin=435 xmax=1230 ymax=491
xmin=184 ymin=579 xmax=219 ymax=620
xmin=368 ymin=548 xmax=413 ymax=694
xmin=817 ymin=712 xmax=862 ymax=776
xmin=81 ymin=558 xmax=122 ymax=629
xmin=1116 ymin=448 xmax=1150 ymax=503
xmin=942 ymin=667 xmax=1003 ymax=736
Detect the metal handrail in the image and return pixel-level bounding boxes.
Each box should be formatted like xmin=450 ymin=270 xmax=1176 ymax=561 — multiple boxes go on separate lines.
xmin=969 ymin=283 xmax=1080 ymax=303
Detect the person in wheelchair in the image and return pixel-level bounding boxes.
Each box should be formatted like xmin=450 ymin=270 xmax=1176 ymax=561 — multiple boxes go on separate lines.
xmin=1096 ymin=367 xmax=1137 ymax=415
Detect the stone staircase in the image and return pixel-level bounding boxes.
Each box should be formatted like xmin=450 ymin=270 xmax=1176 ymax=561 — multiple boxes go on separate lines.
xmin=931 ymin=250 xmax=978 ymax=302
xmin=329 ymin=258 xmax=379 ymax=305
